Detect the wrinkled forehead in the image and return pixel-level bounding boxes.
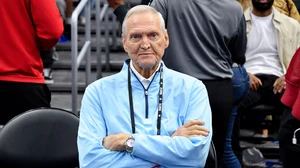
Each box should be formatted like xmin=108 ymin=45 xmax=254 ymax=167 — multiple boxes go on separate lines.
xmin=126 ymin=12 xmax=161 ymax=32
xmin=127 ymin=11 xmax=159 ymax=24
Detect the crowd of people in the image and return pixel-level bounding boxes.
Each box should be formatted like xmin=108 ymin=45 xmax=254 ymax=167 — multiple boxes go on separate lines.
xmin=0 ymin=0 xmax=300 ymax=167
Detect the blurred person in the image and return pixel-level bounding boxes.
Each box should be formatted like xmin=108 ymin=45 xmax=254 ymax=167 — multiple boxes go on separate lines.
xmin=77 ymin=5 xmax=212 ymax=168
xmin=232 ymin=0 xmax=300 ymax=163
xmin=107 ymin=0 xmax=247 ymax=167
xmin=108 ymin=0 xmax=150 ymax=24
xmin=79 ymin=0 xmax=95 ymax=25
xmin=0 ymin=0 xmax=63 ymax=125
xmin=56 ymin=0 xmax=73 ymax=39
xmin=40 ymin=0 xmax=73 ymax=85
xmin=238 ymin=0 xmax=300 ymax=22
xmin=276 ymin=47 xmax=300 ymax=168
xmin=273 ymin=0 xmax=300 ymax=22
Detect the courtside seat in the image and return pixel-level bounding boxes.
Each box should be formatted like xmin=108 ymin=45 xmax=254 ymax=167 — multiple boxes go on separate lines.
xmin=0 ymin=107 xmax=79 ymax=168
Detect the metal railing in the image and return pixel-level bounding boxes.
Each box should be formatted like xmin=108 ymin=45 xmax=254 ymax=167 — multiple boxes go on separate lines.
xmin=71 ymin=0 xmax=111 ymax=115
xmin=71 ymin=0 xmax=91 ymax=115
xmin=96 ymin=0 xmax=110 ymax=78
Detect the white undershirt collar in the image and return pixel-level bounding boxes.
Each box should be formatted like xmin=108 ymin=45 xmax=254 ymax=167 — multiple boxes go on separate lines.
xmin=130 ymin=60 xmax=161 ymax=89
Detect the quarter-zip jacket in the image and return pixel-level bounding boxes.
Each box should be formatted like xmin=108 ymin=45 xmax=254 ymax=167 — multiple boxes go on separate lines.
xmin=78 ymin=60 xmax=212 ymax=168
xmin=281 ymin=48 xmax=300 ymax=120
xmin=244 ymin=7 xmax=300 ymax=74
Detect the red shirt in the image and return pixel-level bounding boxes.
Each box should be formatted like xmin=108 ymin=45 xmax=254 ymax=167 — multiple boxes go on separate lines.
xmin=0 ymin=0 xmax=63 ymax=83
xmin=281 ymin=47 xmax=300 ymax=120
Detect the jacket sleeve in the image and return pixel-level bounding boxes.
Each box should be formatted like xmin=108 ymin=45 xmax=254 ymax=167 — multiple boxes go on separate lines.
xmin=132 ymin=81 xmax=212 ymax=167
xmin=114 ymin=5 xmax=129 ymax=26
xmin=30 ymin=0 xmax=64 ymax=50
xmin=292 ymin=89 xmax=300 ymax=120
xmin=78 ymin=85 xmax=156 ymax=168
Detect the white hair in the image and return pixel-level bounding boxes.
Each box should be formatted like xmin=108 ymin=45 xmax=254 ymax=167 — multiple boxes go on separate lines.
xmin=122 ymin=5 xmax=166 ymax=36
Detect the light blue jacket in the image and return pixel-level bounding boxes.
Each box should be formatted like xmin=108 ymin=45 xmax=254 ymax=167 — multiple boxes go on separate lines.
xmin=78 ymin=60 xmax=212 ymax=168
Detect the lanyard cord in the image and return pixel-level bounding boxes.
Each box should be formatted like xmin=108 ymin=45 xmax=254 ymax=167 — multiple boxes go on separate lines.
xmin=127 ymin=64 xmax=163 ymax=135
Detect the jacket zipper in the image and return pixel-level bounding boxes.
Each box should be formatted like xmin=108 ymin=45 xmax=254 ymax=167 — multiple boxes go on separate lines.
xmin=133 ymin=71 xmax=159 ymax=119
xmin=145 ymin=90 xmax=149 ymax=118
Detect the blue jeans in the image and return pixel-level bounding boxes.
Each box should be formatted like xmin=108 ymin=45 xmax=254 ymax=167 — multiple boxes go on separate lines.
xmin=222 ymin=65 xmax=249 ymax=168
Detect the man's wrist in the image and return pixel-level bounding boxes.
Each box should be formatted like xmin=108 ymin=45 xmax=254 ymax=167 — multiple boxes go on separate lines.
xmin=125 ymin=135 xmax=135 ymax=152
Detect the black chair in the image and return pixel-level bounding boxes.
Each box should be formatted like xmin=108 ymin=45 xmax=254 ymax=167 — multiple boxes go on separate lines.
xmin=0 ymin=107 xmax=79 ymax=168
xmin=205 ymin=141 xmax=217 ymax=168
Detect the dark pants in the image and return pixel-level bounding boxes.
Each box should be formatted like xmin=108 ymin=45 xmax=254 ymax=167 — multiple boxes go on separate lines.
xmin=232 ymin=74 xmax=284 ymax=163
xmin=223 ymin=65 xmax=249 ymax=168
xmin=40 ymin=49 xmax=55 ymax=69
xmin=202 ymin=79 xmax=233 ymax=168
xmin=0 ymin=81 xmax=51 ymax=125
xmin=238 ymin=74 xmax=283 ymax=111
xmin=277 ymin=107 xmax=300 ymax=168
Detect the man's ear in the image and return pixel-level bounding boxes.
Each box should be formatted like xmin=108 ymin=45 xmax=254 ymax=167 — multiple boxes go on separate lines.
xmin=164 ymin=30 xmax=169 ymax=48
xmin=122 ymin=34 xmax=128 ymax=52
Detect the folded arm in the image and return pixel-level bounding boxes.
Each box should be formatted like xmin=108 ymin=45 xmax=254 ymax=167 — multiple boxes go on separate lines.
xmin=132 ymin=81 xmax=212 ymax=167
xmin=103 ymin=81 xmax=212 ymax=167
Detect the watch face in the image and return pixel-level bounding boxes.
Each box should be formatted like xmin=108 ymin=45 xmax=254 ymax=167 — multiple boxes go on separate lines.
xmin=126 ymin=138 xmax=135 ymax=148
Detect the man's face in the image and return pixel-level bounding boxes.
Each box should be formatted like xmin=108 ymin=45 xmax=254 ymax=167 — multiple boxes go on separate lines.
xmin=252 ymin=0 xmax=274 ymax=11
xmin=122 ymin=12 xmax=169 ymax=70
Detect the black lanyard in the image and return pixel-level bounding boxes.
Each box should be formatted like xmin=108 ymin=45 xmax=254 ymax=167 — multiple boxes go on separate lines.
xmin=127 ymin=64 xmax=163 ymax=135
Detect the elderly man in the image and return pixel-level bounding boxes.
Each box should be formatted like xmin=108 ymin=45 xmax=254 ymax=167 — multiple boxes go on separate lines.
xmin=77 ymin=5 xmax=212 ymax=168
xmin=107 ymin=1 xmax=247 ymax=167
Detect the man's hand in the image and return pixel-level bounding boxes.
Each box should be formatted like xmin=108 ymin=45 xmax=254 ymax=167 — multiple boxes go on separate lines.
xmin=171 ymin=120 xmax=209 ymax=138
xmin=107 ymin=0 xmax=125 ymax=10
xmin=102 ymin=133 xmax=131 ymax=151
xmin=273 ymin=76 xmax=285 ymax=94
xmin=248 ymin=72 xmax=262 ymax=91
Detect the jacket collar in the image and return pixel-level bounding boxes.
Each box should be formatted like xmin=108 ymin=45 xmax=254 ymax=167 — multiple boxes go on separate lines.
xmin=120 ymin=59 xmax=166 ymax=88
xmin=244 ymin=7 xmax=284 ymax=24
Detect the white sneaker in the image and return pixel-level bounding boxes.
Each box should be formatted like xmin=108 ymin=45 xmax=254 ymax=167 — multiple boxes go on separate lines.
xmin=43 ymin=68 xmax=54 ymax=84
xmin=79 ymin=16 xmax=86 ymax=26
